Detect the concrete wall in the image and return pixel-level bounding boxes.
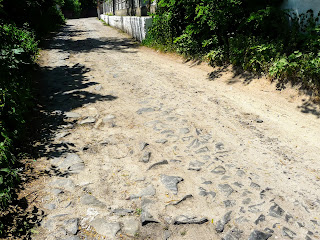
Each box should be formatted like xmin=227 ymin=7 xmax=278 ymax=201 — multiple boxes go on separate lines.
xmin=100 ymin=14 xmax=152 ymax=42
xmin=282 ymin=0 xmax=320 ymax=15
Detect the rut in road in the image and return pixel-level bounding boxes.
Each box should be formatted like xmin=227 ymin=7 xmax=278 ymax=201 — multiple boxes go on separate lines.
xmin=31 ymin=17 xmax=320 ymax=240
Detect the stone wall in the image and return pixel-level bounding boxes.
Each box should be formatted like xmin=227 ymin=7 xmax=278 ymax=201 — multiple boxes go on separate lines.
xmin=100 ymin=14 xmax=152 ymax=42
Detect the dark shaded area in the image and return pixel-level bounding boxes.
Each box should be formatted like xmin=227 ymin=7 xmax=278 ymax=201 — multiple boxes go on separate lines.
xmin=298 ymin=98 xmax=320 ymax=118
xmin=208 ymin=65 xmax=256 ymax=85
xmin=42 ymin=23 xmax=138 ymax=54
xmin=208 ymin=65 xmax=320 ymax=118
xmin=0 ymin=19 xmax=120 ymax=238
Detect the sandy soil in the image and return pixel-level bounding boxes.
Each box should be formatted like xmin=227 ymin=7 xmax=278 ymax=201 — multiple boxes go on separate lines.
xmin=27 ymin=17 xmax=320 ymax=240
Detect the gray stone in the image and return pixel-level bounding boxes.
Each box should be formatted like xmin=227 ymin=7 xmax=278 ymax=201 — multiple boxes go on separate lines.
xmin=187 ymin=139 xmax=201 ymax=148
xmin=223 ymin=228 xmax=243 ymax=240
xmin=139 ymin=142 xmax=149 ymax=151
xmin=58 ymin=153 xmax=85 ymax=174
xmin=310 ymin=220 xmax=320 ymax=226
xmin=50 ymin=178 xmax=75 ymax=191
xmin=182 ymin=136 xmax=193 ymax=142
xmin=235 ymin=216 xmax=249 ymax=223
xmin=242 ymin=190 xmax=252 ymax=196
xmin=64 ymin=112 xmax=81 ymax=119
xmin=236 ymin=170 xmax=245 ymax=177
xmin=55 ymin=132 xmax=70 ymax=140
xmin=141 ymin=199 xmax=159 ymax=225
xmin=215 ymin=142 xmax=224 ymax=150
xmin=202 ymin=181 xmax=212 ymax=185
xmin=140 ymin=151 xmax=151 ymax=163
xmin=44 ymin=203 xmax=56 ymax=210
xmin=79 ymin=117 xmax=96 ymax=125
xmin=199 ymin=187 xmax=216 ymax=199
xmin=169 ymin=194 xmax=193 ymax=205
xmin=163 ymin=230 xmax=171 ymax=240
xmin=90 ymin=219 xmax=120 ymax=238
xmin=112 ymin=208 xmax=134 ymax=216
xmin=94 ymin=84 xmax=103 ymax=91
xmin=256 ymin=119 xmax=263 ymax=123
xmin=160 ymin=174 xmax=183 ymax=195
xmin=173 ymin=215 xmax=208 ymax=225
xmin=179 ymin=128 xmax=190 ymax=134
xmin=240 ymin=207 xmax=246 ymax=213
xmin=250 ymin=182 xmax=261 ymax=189
xmin=102 ymin=114 xmax=115 ymax=123
xmin=64 ymin=236 xmax=81 ymax=240
xmin=49 ymin=188 xmax=63 ymax=196
xmin=136 ymin=108 xmax=154 ymax=115
xmin=170 ymin=159 xmax=181 ymax=163
xmin=248 ymin=230 xmax=272 ymax=240
xmin=148 ymin=160 xmax=169 ymax=170
xmin=242 ymin=198 xmax=251 ymax=205
xmin=216 ymin=211 xmax=232 ymax=232
xmin=122 ymin=218 xmax=139 ymax=236
xmin=264 ymin=228 xmax=274 ymax=234
xmin=161 ymin=130 xmax=174 ymax=134
xmin=130 ymin=185 xmax=156 ymax=199
xmin=285 ymin=214 xmax=293 ymax=223
xmin=202 ymin=155 xmax=211 ymax=161
xmin=64 ymin=218 xmax=79 ymax=235
xmin=233 ymin=182 xmax=244 ymax=188
xmin=249 ymin=202 xmax=265 ymax=213
xmin=255 ymin=214 xmax=265 ymax=225
xmin=211 ymin=165 xmax=226 ymax=175
xmin=282 ymin=227 xmax=296 ymax=239
xmin=224 ymin=200 xmax=236 ymax=208
xmin=218 ymin=184 xmax=234 ymax=197
xmin=156 ymin=139 xmax=168 ymax=144
xmin=80 ymin=194 xmax=105 ymax=207
xmin=141 ymin=210 xmax=159 ymax=225
xmin=195 ymin=147 xmax=209 ymax=154
xmin=269 ymin=203 xmax=284 ymax=218
xmin=188 ymin=160 xmax=205 ymax=171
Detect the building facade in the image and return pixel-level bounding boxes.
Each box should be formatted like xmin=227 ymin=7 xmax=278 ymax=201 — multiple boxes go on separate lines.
xmin=101 ymin=0 xmax=156 ymax=16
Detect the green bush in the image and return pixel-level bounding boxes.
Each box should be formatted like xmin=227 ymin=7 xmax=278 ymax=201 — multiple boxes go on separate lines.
xmin=0 ymin=23 xmax=38 ymax=209
xmin=0 ymin=0 xmax=65 ymax=38
xmin=145 ymin=0 xmax=320 ymax=91
xmin=63 ymin=0 xmax=82 ymax=18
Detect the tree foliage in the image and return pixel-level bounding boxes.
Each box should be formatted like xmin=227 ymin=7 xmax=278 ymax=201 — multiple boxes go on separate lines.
xmin=145 ymin=0 xmax=320 ymax=90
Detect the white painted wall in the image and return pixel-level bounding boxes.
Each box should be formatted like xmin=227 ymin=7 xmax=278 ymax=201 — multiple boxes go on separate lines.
xmin=100 ymin=14 xmax=153 ymax=42
xmin=282 ymin=0 xmax=320 ymax=16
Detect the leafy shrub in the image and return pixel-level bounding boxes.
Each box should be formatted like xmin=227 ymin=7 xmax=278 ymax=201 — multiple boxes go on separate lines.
xmin=0 ymin=23 xmax=38 ymax=209
xmin=0 ymin=0 xmax=65 ymax=38
xmin=63 ymin=0 xmax=82 ymax=18
xmin=145 ymin=0 xmax=320 ymax=91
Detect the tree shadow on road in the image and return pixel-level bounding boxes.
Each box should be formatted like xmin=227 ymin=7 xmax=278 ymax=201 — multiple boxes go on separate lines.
xmin=207 ymin=65 xmax=320 ymax=118
xmin=208 ymin=65 xmax=256 ymax=85
xmin=0 ymin=25 xmax=120 ymax=238
xmin=43 ymin=23 xmax=139 ymax=54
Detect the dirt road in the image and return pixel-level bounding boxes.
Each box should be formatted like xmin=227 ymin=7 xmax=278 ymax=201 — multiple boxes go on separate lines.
xmin=33 ymin=17 xmax=320 ymax=239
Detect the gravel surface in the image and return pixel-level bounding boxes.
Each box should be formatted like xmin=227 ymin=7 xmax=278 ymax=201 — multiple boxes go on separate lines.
xmin=31 ymin=17 xmax=320 ymax=240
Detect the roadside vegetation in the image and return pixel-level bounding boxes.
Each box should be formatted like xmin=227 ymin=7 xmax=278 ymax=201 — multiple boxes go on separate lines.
xmin=143 ymin=0 xmax=320 ymax=92
xmin=0 ymin=0 xmax=95 ymax=235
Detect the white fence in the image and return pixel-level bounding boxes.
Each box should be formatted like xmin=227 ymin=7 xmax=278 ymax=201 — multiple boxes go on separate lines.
xmin=100 ymin=14 xmax=152 ymax=42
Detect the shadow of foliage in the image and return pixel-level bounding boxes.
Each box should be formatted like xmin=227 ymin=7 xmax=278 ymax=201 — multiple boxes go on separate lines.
xmin=1 ymin=20 xmax=120 ymax=238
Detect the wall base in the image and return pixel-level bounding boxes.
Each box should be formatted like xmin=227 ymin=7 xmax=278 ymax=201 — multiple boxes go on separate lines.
xmin=100 ymin=14 xmax=152 ymax=42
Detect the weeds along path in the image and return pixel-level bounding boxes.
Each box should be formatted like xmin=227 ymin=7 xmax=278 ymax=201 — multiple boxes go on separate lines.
xmin=33 ymin=17 xmax=320 ymax=239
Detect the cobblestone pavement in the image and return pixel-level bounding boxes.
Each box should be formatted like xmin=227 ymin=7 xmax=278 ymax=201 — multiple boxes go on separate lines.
xmin=33 ymin=17 xmax=320 ymax=240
